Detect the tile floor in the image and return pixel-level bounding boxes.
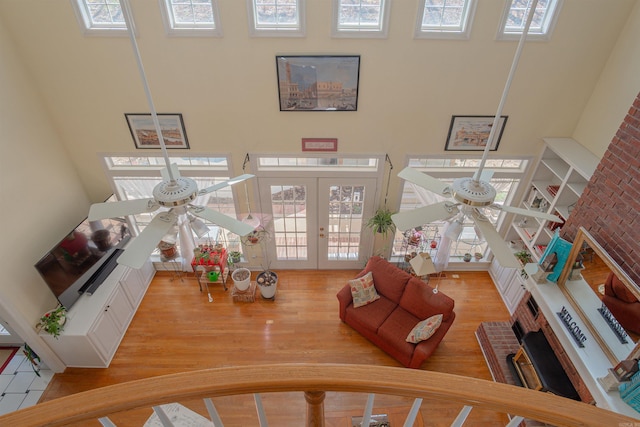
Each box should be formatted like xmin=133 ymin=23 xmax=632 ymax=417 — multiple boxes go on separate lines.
xmin=0 ymin=347 xmax=53 ymax=416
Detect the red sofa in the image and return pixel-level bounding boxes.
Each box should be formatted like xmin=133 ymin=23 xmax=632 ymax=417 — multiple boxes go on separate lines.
xmin=337 ymin=256 xmax=455 ymax=368
xmin=602 ymin=271 xmax=640 ymax=335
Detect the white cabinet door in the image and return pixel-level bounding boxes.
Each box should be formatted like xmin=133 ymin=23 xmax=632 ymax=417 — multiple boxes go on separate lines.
xmin=88 ymin=285 xmax=133 ymax=361
xmin=503 ymin=273 xmax=526 ymax=314
xmin=120 ymin=268 xmax=145 ymax=307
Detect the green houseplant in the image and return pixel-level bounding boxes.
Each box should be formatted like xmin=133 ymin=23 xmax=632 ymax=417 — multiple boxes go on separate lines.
xmin=37 ymin=306 xmax=67 ymax=339
xmin=365 ymin=208 xmax=396 ymax=237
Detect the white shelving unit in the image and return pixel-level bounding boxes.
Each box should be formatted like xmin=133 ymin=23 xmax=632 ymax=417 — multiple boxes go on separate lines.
xmin=507 ymin=138 xmax=599 ymax=261
xmin=491 ymin=138 xmax=599 ymax=313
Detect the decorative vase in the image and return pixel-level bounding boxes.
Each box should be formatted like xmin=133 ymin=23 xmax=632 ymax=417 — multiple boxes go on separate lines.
xmin=232 ymin=268 xmax=251 ymax=291
xmin=257 ymin=271 xmax=278 ymax=299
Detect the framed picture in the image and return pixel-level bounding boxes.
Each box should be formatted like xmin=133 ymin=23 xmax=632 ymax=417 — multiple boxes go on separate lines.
xmin=445 ymin=115 xmax=508 ymax=151
xmin=276 ymin=55 xmax=360 ymax=111
xmin=125 ymin=113 xmax=189 ymax=149
xmin=301 ymin=138 xmax=338 ymax=152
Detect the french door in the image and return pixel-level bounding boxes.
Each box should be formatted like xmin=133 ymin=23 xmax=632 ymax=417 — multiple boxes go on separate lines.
xmin=257 ymin=177 xmax=377 ymax=269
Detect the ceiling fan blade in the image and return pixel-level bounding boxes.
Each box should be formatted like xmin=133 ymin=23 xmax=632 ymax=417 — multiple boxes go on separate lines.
xmin=491 ymin=204 xmax=562 ymax=222
xmin=117 ymin=211 xmax=177 ymax=269
xmin=88 ymin=198 xmax=159 ymax=221
xmin=398 ymin=167 xmax=451 ymax=196
xmin=188 ymin=206 xmax=256 ymax=236
xmin=199 ymin=174 xmax=256 ymax=195
xmin=391 ymin=202 xmax=458 ymax=231
xmin=479 ymin=169 xmax=494 ymax=182
xmin=161 ymin=163 xmax=181 ymax=181
xmin=471 ymin=211 xmax=520 ymax=269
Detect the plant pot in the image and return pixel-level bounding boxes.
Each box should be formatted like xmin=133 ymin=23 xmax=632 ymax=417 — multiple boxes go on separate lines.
xmin=257 ymin=271 xmax=278 ymax=299
xmin=231 ymin=268 xmax=251 ymax=291
xmin=463 ymin=253 xmax=472 ymax=262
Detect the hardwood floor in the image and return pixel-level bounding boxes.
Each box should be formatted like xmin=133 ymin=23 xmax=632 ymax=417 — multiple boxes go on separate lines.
xmin=39 ymin=268 xmax=513 ymax=426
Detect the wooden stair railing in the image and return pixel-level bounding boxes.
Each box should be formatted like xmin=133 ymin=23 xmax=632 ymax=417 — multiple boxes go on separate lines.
xmin=0 ymin=364 xmax=636 ymax=426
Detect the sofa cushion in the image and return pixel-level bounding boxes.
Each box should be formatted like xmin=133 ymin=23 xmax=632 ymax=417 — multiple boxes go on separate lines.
xmin=344 ymin=295 xmax=397 ymax=334
xmin=377 ymin=307 xmax=422 ymax=363
xmin=406 ymin=314 xmax=443 ymax=343
xmin=349 ymin=271 xmax=380 ymax=308
xmin=364 ymin=257 xmax=411 ymax=304
xmin=399 ymin=278 xmax=454 ymax=322
xmin=610 ymin=274 xmax=638 ymax=304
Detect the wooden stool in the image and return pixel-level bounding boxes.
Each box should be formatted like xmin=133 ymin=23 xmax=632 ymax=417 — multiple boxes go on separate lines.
xmin=232 ymin=282 xmax=257 ymax=302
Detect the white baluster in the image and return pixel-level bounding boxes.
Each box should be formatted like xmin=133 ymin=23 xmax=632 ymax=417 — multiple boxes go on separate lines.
xmin=403 ymin=398 xmax=423 ymax=427
xmin=360 ymin=393 xmax=375 ymax=426
xmin=204 ymin=398 xmax=224 ymax=426
xmin=506 ymin=415 xmax=524 ymax=426
xmin=98 ymin=417 xmax=117 ymax=427
xmin=254 ymin=393 xmax=269 ymax=426
xmin=451 ymin=405 xmax=473 ymax=427
xmin=152 ymin=405 xmax=176 ymax=426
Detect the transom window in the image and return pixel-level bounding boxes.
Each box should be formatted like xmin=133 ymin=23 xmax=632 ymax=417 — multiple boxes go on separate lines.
xmin=498 ymin=0 xmax=563 ymax=40
xmin=159 ymin=0 xmax=222 ymax=36
xmin=414 ymin=0 xmax=477 ymax=39
xmin=246 ymin=0 xmax=305 ymax=37
xmin=72 ymin=0 xmax=129 ymax=35
xmin=256 ymin=156 xmax=379 ymax=172
xmin=392 ymin=157 xmax=528 ymax=264
xmin=332 ymin=0 xmax=390 ymax=38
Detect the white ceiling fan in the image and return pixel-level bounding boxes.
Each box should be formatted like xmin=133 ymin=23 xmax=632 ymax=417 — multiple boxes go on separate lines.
xmin=88 ymin=1 xmax=255 ymax=269
xmin=392 ymin=0 xmax=559 ymax=269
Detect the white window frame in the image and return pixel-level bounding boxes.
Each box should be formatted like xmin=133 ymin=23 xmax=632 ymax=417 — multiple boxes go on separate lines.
xmin=159 ymin=0 xmax=223 ymax=37
xmin=71 ymin=0 xmax=132 ymax=37
xmin=331 ymin=0 xmax=391 ymax=39
xmin=414 ymin=0 xmax=477 ymax=40
xmin=246 ymin=0 xmax=305 ymax=37
xmin=497 ymin=0 xmax=563 ymax=41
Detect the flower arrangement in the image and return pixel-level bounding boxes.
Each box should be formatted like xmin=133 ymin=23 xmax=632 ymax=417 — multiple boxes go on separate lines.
xmin=37 ymin=306 xmax=67 ymax=339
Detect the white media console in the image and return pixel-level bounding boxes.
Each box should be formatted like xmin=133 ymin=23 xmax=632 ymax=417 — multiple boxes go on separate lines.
xmin=41 ymin=258 xmax=155 ymax=368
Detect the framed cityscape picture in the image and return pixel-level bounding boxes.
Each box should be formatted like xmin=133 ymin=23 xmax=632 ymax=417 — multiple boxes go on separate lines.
xmin=125 ymin=113 xmax=189 ymax=149
xmin=445 ymin=115 xmax=508 ymax=151
xmin=276 ymin=55 xmax=360 ymax=111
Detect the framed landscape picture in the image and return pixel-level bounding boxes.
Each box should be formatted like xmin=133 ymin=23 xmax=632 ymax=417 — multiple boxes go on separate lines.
xmin=125 ymin=113 xmax=189 ymax=149
xmin=276 ymin=55 xmax=360 ymax=111
xmin=445 ymin=115 xmax=508 ymax=151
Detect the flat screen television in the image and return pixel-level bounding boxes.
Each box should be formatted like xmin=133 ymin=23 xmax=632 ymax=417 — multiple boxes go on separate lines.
xmin=35 ymin=215 xmax=132 ymax=310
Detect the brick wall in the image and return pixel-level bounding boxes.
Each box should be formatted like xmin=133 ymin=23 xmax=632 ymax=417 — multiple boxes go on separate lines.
xmin=561 ymin=92 xmax=640 ymax=285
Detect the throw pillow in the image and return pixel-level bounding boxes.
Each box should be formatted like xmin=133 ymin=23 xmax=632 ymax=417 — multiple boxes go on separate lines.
xmin=349 ymin=271 xmax=380 ymax=308
xmin=406 ymin=314 xmax=443 ymax=344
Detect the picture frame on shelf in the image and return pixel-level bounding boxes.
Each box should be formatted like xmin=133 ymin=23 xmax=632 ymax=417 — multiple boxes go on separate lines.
xmin=125 ymin=113 xmax=189 ymax=149
xmin=276 ymin=55 xmax=360 ymax=111
xmin=445 ymin=115 xmax=508 ymax=151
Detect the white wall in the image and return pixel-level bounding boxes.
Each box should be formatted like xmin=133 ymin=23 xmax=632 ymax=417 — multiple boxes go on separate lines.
xmin=0 ymin=14 xmax=90 ymax=370
xmin=573 ymin=1 xmax=640 ymax=157
xmin=0 ymin=0 xmax=635 ymax=207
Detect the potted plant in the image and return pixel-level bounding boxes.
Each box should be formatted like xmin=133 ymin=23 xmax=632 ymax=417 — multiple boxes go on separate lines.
xmin=228 ymin=251 xmax=242 ymax=264
xmin=257 ymin=268 xmax=278 ymax=299
xmin=463 ymin=253 xmax=472 ymax=262
xmin=365 ymin=208 xmax=396 ymax=237
xmin=231 ymin=267 xmax=251 ymax=291
xmin=514 ymin=250 xmax=533 ymax=265
xmin=37 ymin=305 xmax=67 ymax=339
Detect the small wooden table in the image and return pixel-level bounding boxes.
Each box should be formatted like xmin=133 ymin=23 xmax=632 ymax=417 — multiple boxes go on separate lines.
xmin=232 ymin=282 xmax=257 ymax=303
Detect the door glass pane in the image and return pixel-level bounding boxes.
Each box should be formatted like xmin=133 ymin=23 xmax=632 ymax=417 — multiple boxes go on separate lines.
xmin=270 ymin=185 xmax=307 ymax=261
xmin=327 ymin=185 xmax=365 ymax=261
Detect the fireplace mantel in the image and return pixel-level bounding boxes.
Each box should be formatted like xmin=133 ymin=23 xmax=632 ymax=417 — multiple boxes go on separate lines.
xmin=525 ymin=278 xmax=638 ymax=418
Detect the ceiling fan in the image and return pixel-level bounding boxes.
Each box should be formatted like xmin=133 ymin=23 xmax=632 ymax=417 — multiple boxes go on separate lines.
xmin=391 ymin=0 xmax=558 ymax=269
xmin=88 ymin=2 xmax=255 ymax=269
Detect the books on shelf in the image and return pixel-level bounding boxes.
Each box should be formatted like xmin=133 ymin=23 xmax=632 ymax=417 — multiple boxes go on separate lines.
xmin=547 ymin=185 xmax=560 ymax=196
xmin=534 ymin=245 xmax=547 ymax=257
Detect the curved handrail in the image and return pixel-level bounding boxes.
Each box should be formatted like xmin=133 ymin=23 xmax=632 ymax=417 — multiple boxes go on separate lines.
xmin=0 ymin=364 xmax=636 ymax=426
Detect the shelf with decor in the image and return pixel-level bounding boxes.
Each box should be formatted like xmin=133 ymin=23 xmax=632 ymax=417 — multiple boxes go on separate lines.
xmin=508 ymin=138 xmax=598 ymax=262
